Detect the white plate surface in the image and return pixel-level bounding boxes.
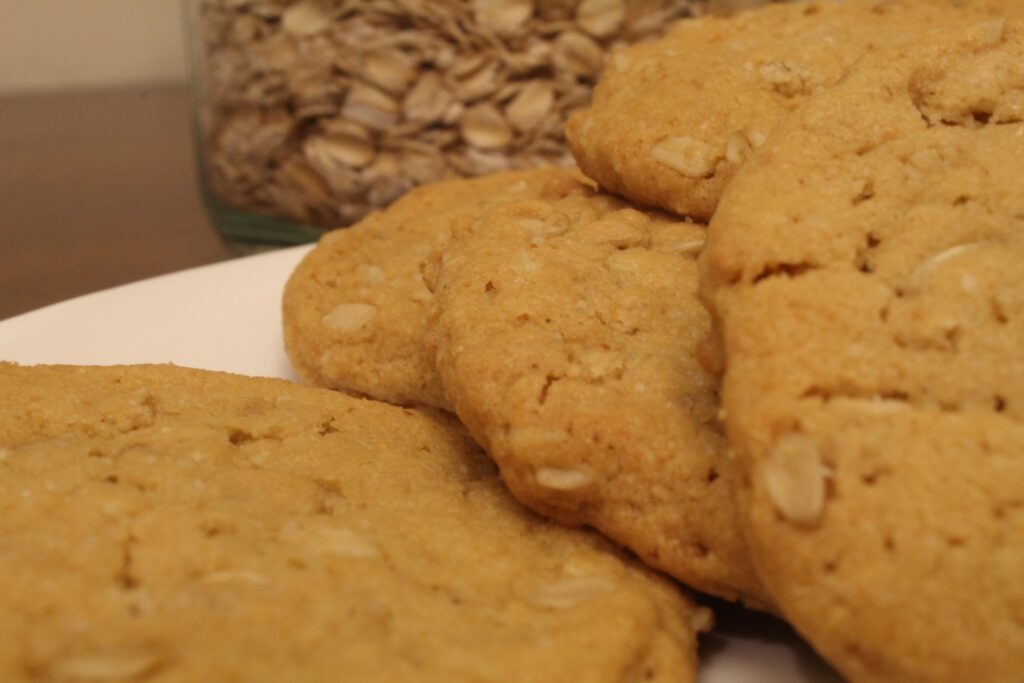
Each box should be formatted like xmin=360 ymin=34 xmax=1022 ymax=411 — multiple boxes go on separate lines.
xmin=0 ymin=246 xmax=843 ymax=683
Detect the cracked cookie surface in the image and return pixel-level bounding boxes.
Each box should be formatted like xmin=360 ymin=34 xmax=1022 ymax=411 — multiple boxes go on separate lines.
xmin=282 ymin=168 xmax=589 ymax=410
xmin=425 ymin=190 xmax=768 ymax=606
xmin=0 ymin=363 xmax=704 ymax=683
xmin=700 ymin=21 xmax=1024 ymax=683
xmin=566 ymin=0 xmax=1022 ymax=221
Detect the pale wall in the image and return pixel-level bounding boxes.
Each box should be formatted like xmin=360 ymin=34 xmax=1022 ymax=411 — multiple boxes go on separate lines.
xmin=0 ymin=0 xmax=187 ymax=93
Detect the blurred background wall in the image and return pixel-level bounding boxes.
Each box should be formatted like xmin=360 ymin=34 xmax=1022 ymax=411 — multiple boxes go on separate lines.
xmin=0 ymin=0 xmax=186 ymax=93
xmin=0 ymin=0 xmax=230 ymax=321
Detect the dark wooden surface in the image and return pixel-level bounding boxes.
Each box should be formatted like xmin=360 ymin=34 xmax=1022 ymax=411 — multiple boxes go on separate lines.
xmin=0 ymin=85 xmax=235 ymax=321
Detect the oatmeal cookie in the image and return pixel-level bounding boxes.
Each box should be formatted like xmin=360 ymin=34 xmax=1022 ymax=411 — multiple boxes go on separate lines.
xmin=283 ymin=168 xmax=590 ymax=409
xmin=700 ymin=21 xmax=1024 ymax=682
xmin=0 ymin=363 xmax=705 ymax=682
xmin=567 ymin=0 xmax=1021 ymax=220
xmin=426 ymin=190 xmax=768 ymax=606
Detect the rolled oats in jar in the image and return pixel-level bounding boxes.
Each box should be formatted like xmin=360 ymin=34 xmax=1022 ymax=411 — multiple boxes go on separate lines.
xmin=187 ymin=0 xmax=709 ymax=244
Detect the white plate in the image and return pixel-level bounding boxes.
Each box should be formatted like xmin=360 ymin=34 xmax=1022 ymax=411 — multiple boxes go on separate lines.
xmin=0 ymin=247 xmax=309 ymax=375
xmin=0 ymin=246 xmax=842 ymax=683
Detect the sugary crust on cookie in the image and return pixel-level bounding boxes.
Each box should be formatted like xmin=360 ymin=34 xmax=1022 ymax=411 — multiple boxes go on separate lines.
xmin=566 ymin=0 xmax=1021 ymax=221
xmin=701 ymin=21 xmax=1024 ymax=683
xmin=426 ymin=191 xmax=769 ymax=606
xmin=282 ymin=168 xmax=589 ymax=410
xmin=0 ymin=362 xmax=703 ymax=683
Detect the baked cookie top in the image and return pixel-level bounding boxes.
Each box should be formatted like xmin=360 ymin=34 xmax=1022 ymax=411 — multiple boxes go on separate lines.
xmin=701 ymin=21 xmax=1024 ymax=683
xmin=425 ymin=190 xmax=768 ymax=606
xmin=283 ymin=168 xmax=589 ymax=410
xmin=566 ymin=0 xmax=1019 ymax=221
xmin=0 ymin=363 xmax=704 ymax=683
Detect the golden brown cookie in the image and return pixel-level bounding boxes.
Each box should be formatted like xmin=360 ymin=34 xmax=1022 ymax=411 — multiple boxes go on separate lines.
xmin=700 ymin=21 xmax=1024 ymax=683
xmin=0 ymin=362 xmax=706 ymax=683
xmin=283 ymin=168 xmax=590 ymax=409
xmin=426 ymin=189 xmax=769 ymax=607
xmin=566 ymin=0 xmax=1021 ymax=221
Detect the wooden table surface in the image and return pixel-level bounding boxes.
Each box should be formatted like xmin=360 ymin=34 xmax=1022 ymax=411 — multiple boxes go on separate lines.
xmin=0 ymin=85 xmax=238 ymax=322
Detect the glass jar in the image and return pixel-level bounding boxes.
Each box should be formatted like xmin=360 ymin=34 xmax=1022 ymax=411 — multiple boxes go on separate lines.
xmin=185 ymin=0 xmax=701 ymax=246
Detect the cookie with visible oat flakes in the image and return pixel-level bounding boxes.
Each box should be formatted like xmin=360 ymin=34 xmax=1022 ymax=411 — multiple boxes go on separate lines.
xmin=425 ymin=189 xmax=770 ymax=607
xmin=0 ymin=362 xmax=705 ymax=683
xmin=700 ymin=21 xmax=1024 ymax=683
xmin=283 ymin=168 xmax=590 ymax=409
xmin=566 ymin=0 xmax=1023 ymax=221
